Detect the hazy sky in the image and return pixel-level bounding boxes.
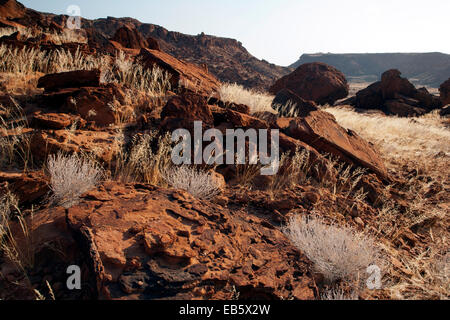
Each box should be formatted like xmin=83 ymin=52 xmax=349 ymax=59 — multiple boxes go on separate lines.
xmin=21 ymin=0 xmax=450 ymax=66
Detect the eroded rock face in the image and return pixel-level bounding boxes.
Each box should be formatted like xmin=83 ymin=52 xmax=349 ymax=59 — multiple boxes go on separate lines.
xmin=30 ymin=129 xmax=122 ymax=164
xmin=283 ymin=110 xmax=388 ymax=181
xmin=0 ymin=171 xmax=49 ymax=205
xmin=440 ymin=78 xmax=450 ymax=106
xmin=66 ymin=182 xmax=318 ymax=300
xmin=138 ymin=48 xmax=220 ymax=97
xmin=269 ymin=62 xmax=349 ymax=105
xmin=110 ymin=25 xmax=148 ymax=50
xmin=161 ymin=93 xmax=214 ymax=131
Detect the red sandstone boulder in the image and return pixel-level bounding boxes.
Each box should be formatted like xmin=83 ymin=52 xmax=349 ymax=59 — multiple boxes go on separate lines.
xmin=271 ymin=88 xmax=318 ymax=117
xmin=0 ymin=171 xmax=49 ymax=205
xmin=66 ymin=182 xmax=318 ymax=300
xmin=384 ymin=100 xmax=426 ymax=117
xmin=283 ymin=110 xmax=388 ymax=180
xmin=30 ymin=112 xmax=86 ymax=129
xmin=269 ymin=62 xmax=349 ymax=105
xmin=37 ymin=69 xmax=101 ymax=93
xmin=440 ymin=78 xmax=450 ymax=106
xmin=353 ymin=81 xmax=384 ymax=109
xmin=160 ymin=93 xmax=214 ymax=131
xmin=30 ymin=129 xmax=122 ymax=164
xmin=138 ymin=48 xmax=219 ymax=97
xmin=348 ymin=70 xmax=442 ymax=116
xmin=64 ymin=84 xmax=129 ymax=127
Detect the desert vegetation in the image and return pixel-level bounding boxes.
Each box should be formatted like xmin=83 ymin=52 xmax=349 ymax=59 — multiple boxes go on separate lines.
xmin=0 ymin=1 xmax=448 ymax=302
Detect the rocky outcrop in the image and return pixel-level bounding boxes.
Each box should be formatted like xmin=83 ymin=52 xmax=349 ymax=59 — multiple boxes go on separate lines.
xmin=30 ymin=129 xmax=122 ymax=164
xmin=161 ymin=93 xmax=214 ymax=131
xmin=347 ymin=69 xmax=442 ymax=116
xmin=440 ymin=78 xmax=450 ymax=106
xmin=77 ymin=18 xmax=291 ymax=90
xmin=269 ymin=62 xmax=349 ymax=105
xmin=0 ymin=171 xmax=49 ymax=205
xmin=138 ymin=48 xmax=220 ymax=97
xmin=110 ymin=25 xmax=148 ymax=50
xmin=272 ymin=88 xmax=318 ymax=117
xmin=282 ymin=110 xmax=388 ymax=180
xmin=37 ymin=69 xmax=101 ymax=93
xmin=65 ymin=182 xmax=318 ymax=300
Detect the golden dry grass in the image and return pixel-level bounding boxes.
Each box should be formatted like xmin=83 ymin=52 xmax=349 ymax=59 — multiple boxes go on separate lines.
xmin=323 ymin=106 xmax=449 ymax=300
xmin=218 ymin=83 xmax=276 ymax=115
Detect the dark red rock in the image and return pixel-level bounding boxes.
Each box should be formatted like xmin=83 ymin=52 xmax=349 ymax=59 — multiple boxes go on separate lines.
xmin=65 ymin=182 xmax=318 ymax=300
xmin=440 ymin=78 xmax=450 ymax=106
xmin=110 ymin=25 xmax=148 ymax=50
xmin=161 ymin=93 xmax=214 ymax=131
xmin=272 ymin=88 xmax=318 ymax=117
xmin=284 ymin=110 xmax=388 ymax=180
xmin=138 ymin=48 xmax=220 ymax=97
xmin=37 ymin=69 xmax=101 ymax=93
xmin=269 ymin=62 xmax=349 ymax=105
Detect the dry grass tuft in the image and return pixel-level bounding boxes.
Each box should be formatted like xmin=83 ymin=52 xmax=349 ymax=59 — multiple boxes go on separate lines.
xmin=0 ymin=191 xmax=35 ymax=273
xmin=218 ymin=83 xmax=276 ymax=115
xmin=0 ymin=97 xmax=33 ymax=170
xmin=114 ymin=132 xmax=172 ymax=185
xmin=321 ymin=288 xmax=359 ymax=300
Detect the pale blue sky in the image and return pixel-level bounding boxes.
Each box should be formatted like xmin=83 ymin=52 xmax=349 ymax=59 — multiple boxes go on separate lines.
xmin=21 ymin=0 xmax=450 ymax=66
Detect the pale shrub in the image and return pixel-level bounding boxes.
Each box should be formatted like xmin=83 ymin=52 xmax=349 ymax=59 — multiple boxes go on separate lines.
xmin=47 ymin=152 xmax=103 ymax=208
xmin=283 ymin=215 xmax=381 ymax=282
xmin=321 ymin=288 xmax=359 ymax=300
xmin=162 ymin=166 xmax=222 ymax=200
xmin=218 ymin=83 xmax=276 ymax=115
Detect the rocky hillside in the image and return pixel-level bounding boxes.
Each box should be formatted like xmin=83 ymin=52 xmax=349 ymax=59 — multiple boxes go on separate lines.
xmin=83 ymin=17 xmax=291 ymax=90
xmin=0 ymin=0 xmax=289 ymax=90
xmin=291 ymin=53 xmax=450 ymax=88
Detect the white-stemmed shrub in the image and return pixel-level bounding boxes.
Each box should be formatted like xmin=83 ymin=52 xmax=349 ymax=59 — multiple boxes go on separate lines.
xmin=283 ymin=215 xmax=381 ymax=282
xmin=47 ymin=152 xmax=103 ymax=208
xmin=162 ymin=166 xmax=222 ymax=200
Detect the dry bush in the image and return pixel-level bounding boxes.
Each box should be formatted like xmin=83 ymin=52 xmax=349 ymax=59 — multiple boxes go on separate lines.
xmin=102 ymin=51 xmax=171 ymax=96
xmin=47 ymin=152 xmax=103 ymax=208
xmin=283 ymin=215 xmax=381 ymax=282
xmin=0 ymin=44 xmax=171 ymax=99
xmin=321 ymin=288 xmax=359 ymax=300
xmin=0 ymin=191 xmax=35 ymax=273
xmin=218 ymin=83 xmax=276 ymax=115
xmin=269 ymin=148 xmax=312 ymax=192
xmin=161 ymin=165 xmax=222 ymax=200
xmin=0 ymin=98 xmax=33 ymax=170
xmin=272 ymin=100 xmax=300 ymax=117
xmin=114 ymin=132 xmax=172 ymax=185
xmin=0 ymin=26 xmax=87 ymax=44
